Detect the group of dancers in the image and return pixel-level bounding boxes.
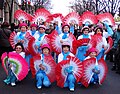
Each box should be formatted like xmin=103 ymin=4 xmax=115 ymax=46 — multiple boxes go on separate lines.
xmin=1 ymin=8 xmax=114 ymax=92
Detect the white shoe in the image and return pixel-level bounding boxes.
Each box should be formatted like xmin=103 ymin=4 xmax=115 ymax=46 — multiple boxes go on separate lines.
xmin=93 ymin=82 xmax=97 ymax=84
xmin=11 ymin=83 xmax=16 ymax=86
xmin=70 ymin=88 xmax=74 ymax=91
xmin=37 ymin=86 xmax=42 ymax=89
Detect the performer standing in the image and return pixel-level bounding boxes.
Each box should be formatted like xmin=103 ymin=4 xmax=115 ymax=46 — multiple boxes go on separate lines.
xmin=34 ymin=25 xmax=47 ymax=53
xmin=59 ymin=24 xmax=76 ymax=53
xmin=15 ymin=23 xmax=32 ymax=67
xmin=76 ymin=26 xmax=91 ymax=61
xmin=59 ymin=24 xmax=71 ymax=43
xmin=93 ymin=26 xmax=108 ymax=60
xmin=28 ymin=23 xmax=38 ymax=37
xmin=17 ymin=23 xmax=28 ymax=44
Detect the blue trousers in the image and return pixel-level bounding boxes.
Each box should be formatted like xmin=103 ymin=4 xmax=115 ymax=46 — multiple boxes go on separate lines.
xmin=36 ymin=70 xmax=51 ymax=88
xmin=90 ymin=73 xmax=99 ymax=84
xmin=64 ymin=73 xmax=75 ymax=90
xmin=25 ymin=54 xmax=32 ymax=68
xmin=4 ymin=69 xmax=17 ymax=84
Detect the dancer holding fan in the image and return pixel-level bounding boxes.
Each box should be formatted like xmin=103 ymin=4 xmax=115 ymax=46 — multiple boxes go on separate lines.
xmin=28 ymin=23 xmax=38 ymax=37
xmin=30 ymin=44 xmax=56 ymax=89
xmin=88 ymin=26 xmax=108 ymax=60
xmin=56 ymin=42 xmax=83 ymax=91
xmin=76 ymin=26 xmax=91 ymax=61
xmin=1 ymin=43 xmax=28 ymax=86
xmin=80 ymin=47 xmax=108 ymax=87
xmin=59 ymin=24 xmax=76 ymax=53
xmin=34 ymin=25 xmax=47 ymax=53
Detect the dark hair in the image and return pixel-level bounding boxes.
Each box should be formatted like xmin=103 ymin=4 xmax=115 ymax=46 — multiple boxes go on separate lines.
xmin=82 ymin=27 xmax=89 ymax=33
xmin=15 ymin=43 xmax=24 ymax=51
xmin=62 ymin=45 xmax=70 ymax=50
xmin=117 ymin=24 xmax=120 ymax=32
xmin=42 ymin=47 xmax=50 ymax=52
xmin=62 ymin=25 xmax=70 ymax=33
xmin=1 ymin=22 xmax=9 ymax=28
xmin=89 ymin=24 xmax=94 ymax=28
xmin=118 ymin=24 xmax=120 ymax=28
xmin=94 ymin=27 xmax=103 ymax=35
xmin=10 ymin=23 xmax=15 ymax=31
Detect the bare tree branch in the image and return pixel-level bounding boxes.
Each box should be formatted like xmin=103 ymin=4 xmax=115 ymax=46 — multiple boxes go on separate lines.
xmin=69 ymin=0 xmax=120 ymax=16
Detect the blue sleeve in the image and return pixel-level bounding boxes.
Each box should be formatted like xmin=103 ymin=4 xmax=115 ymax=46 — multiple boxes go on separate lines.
xmin=97 ymin=48 xmax=105 ymax=60
xmin=104 ymin=22 xmax=113 ymax=36
xmin=70 ymin=26 xmax=74 ymax=34
xmin=55 ymin=25 xmax=62 ymax=35
xmin=78 ymin=46 xmax=83 ymax=51
xmin=35 ymin=41 xmax=41 ymax=47
xmin=79 ymin=46 xmax=88 ymax=52
xmin=83 ymin=45 xmax=88 ymax=50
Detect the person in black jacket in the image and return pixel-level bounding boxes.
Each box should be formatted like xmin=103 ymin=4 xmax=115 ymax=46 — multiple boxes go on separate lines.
xmin=0 ymin=22 xmax=13 ymax=61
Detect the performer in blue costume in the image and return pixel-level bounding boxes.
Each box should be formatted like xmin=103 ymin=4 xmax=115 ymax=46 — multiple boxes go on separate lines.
xmin=85 ymin=47 xmax=100 ymax=85
xmin=94 ymin=26 xmax=108 ymax=60
xmin=28 ymin=23 xmax=38 ymax=37
xmin=76 ymin=26 xmax=91 ymax=61
xmin=58 ymin=42 xmax=75 ymax=91
xmin=34 ymin=25 xmax=47 ymax=53
xmin=35 ymin=44 xmax=52 ymax=89
xmin=16 ymin=23 xmax=31 ymax=67
xmin=17 ymin=23 xmax=28 ymax=44
xmin=59 ymin=24 xmax=70 ymax=42
xmin=3 ymin=43 xmax=25 ymax=86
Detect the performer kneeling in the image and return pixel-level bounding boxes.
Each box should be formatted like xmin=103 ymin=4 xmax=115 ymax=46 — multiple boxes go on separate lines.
xmin=56 ymin=42 xmax=83 ymax=91
xmin=30 ymin=44 xmax=56 ymax=89
xmin=85 ymin=48 xmax=100 ymax=84
xmin=80 ymin=47 xmax=108 ymax=87
xmin=2 ymin=43 xmax=28 ymax=86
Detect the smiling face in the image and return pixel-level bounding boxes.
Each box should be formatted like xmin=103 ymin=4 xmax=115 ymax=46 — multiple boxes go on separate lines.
xmin=15 ymin=45 xmax=23 ymax=53
xmin=89 ymin=52 xmax=97 ymax=58
xmin=96 ymin=28 xmax=102 ymax=34
xmin=39 ymin=27 xmax=45 ymax=33
xmin=20 ymin=26 xmax=27 ymax=32
xmin=83 ymin=28 xmax=89 ymax=35
xmin=63 ymin=26 xmax=70 ymax=33
xmin=42 ymin=48 xmax=50 ymax=55
xmin=62 ymin=46 xmax=70 ymax=53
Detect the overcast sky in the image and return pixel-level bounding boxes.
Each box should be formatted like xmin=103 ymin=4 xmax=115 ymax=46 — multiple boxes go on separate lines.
xmin=51 ymin=0 xmax=74 ymax=16
xmin=17 ymin=0 xmax=74 ymax=16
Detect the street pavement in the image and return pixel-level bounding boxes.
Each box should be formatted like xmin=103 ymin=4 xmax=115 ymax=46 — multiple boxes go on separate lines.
xmin=0 ymin=60 xmax=120 ymax=94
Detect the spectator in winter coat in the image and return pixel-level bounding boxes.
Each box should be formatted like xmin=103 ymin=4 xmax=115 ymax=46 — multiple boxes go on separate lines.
xmin=0 ymin=22 xmax=13 ymax=60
